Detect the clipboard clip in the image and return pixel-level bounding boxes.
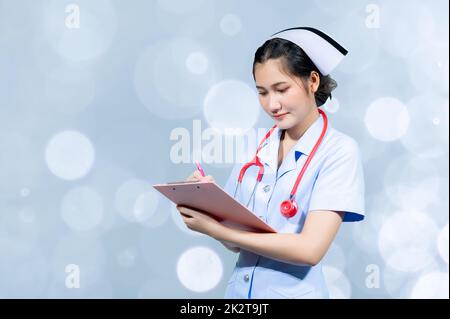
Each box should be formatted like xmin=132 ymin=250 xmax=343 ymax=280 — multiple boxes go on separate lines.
xmin=166 ymin=180 xmax=201 ymax=185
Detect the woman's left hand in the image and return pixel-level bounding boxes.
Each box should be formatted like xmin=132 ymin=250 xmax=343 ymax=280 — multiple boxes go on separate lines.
xmin=176 ymin=205 xmax=225 ymax=238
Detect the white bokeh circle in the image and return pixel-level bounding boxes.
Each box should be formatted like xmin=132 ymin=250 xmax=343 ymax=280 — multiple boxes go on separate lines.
xmin=43 ymin=0 xmax=117 ymax=62
xmin=323 ymin=97 xmax=340 ymax=113
xmin=176 ymin=246 xmax=223 ymax=293
xmin=379 ymin=0 xmax=438 ymax=59
xmin=135 ymin=38 xmax=220 ymax=120
xmin=203 ymin=80 xmax=260 ymax=135
xmin=365 ymin=97 xmax=410 ymax=142
xmin=114 ymin=179 xmax=159 ymax=224
xmin=45 ymin=130 xmax=95 ymax=180
xmin=134 ymin=191 xmax=160 ymax=223
xmin=437 ymin=224 xmax=449 ymax=264
xmin=378 ymin=211 xmax=438 ymax=272
xmin=409 ymin=271 xmax=449 ymax=298
xmin=186 ymin=51 xmax=209 ymax=75
xmin=20 ymin=188 xmax=30 ymax=198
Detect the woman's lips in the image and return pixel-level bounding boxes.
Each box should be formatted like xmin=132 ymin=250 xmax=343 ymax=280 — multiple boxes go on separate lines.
xmin=273 ymin=112 xmax=289 ymax=120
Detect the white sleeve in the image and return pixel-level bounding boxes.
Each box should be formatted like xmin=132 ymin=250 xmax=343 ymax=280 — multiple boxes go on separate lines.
xmin=308 ymin=138 xmax=365 ymax=222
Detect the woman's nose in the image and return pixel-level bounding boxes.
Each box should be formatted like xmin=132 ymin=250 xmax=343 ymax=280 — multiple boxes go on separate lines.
xmin=268 ymin=94 xmax=282 ymax=112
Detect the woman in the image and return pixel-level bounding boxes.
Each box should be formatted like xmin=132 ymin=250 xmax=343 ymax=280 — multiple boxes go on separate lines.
xmin=177 ymin=27 xmax=365 ymax=299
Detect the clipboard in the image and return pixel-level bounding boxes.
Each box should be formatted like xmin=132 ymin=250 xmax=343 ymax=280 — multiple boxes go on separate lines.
xmin=152 ymin=181 xmax=276 ymax=233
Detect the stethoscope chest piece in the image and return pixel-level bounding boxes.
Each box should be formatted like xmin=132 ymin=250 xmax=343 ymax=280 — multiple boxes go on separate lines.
xmin=280 ymin=199 xmax=298 ymax=218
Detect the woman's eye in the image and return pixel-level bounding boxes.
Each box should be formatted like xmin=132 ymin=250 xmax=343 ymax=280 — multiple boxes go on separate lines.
xmin=278 ymin=88 xmax=288 ymax=93
xmin=258 ymin=92 xmax=267 ymax=96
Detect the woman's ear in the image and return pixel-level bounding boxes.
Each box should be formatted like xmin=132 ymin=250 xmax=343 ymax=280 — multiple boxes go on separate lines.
xmin=309 ymin=71 xmax=320 ymax=94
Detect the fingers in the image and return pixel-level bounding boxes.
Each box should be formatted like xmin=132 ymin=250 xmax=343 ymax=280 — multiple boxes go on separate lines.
xmin=178 ymin=208 xmax=191 ymax=221
xmin=187 ymin=171 xmax=215 ymax=183
xmin=180 ymin=215 xmax=193 ymax=230
xmin=179 ymin=206 xmax=199 ymax=218
xmin=187 ymin=170 xmax=203 ymax=182
xmin=202 ymin=175 xmax=215 ymax=183
xmin=176 ymin=205 xmax=191 ymax=217
xmin=179 ymin=209 xmax=196 ymax=231
xmin=177 ymin=205 xmax=200 ymax=221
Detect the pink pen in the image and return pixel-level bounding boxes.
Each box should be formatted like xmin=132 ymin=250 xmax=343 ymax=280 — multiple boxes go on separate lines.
xmin=194 ymin=160 xmax=206 ymax=177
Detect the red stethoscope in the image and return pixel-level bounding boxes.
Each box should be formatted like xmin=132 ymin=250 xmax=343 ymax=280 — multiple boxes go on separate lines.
xmin=233 ymin=108 xmax=328 ymax=218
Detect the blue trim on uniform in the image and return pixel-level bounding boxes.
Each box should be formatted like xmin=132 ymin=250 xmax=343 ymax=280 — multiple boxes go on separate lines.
xmin=343 ymin=212 xmax=365 ymax=222
xmin=247 ymin=257 xmax=260 ymax=299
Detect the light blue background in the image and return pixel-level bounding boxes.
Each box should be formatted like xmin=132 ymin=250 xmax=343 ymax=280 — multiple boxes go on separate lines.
xmin=0 ymin=0 xmax=448 ymax=298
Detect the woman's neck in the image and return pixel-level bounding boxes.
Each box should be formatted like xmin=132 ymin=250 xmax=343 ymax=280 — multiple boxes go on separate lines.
xmin=284 ymin=108 xmax=320 ymax=142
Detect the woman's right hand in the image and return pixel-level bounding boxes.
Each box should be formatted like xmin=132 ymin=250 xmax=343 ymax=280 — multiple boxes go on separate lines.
xmin=187 ymin=170 xmax=215 ymax=183
xmin=187 ymin=171 xmax=239 ymax=252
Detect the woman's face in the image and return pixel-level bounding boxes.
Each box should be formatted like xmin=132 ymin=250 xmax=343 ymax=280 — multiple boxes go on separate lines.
xmin=254 ymin=58 xmax=318 ymax=130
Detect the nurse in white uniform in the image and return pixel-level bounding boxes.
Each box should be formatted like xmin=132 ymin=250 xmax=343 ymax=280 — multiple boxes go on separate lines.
xmin=177 ymin=27 xmax=365 ymax=299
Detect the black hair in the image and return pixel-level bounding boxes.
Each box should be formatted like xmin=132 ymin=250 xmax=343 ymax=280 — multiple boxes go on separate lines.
xmin=252 ymin=37 xmax=337 ymax=107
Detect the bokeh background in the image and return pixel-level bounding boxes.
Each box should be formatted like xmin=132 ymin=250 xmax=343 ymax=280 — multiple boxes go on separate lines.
xmin=0 ymin=0 xmax=448 ymax=298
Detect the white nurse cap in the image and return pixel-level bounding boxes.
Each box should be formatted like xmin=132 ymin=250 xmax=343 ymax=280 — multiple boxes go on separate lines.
xmin=270 ymin=27 xmax=348 ymax=76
